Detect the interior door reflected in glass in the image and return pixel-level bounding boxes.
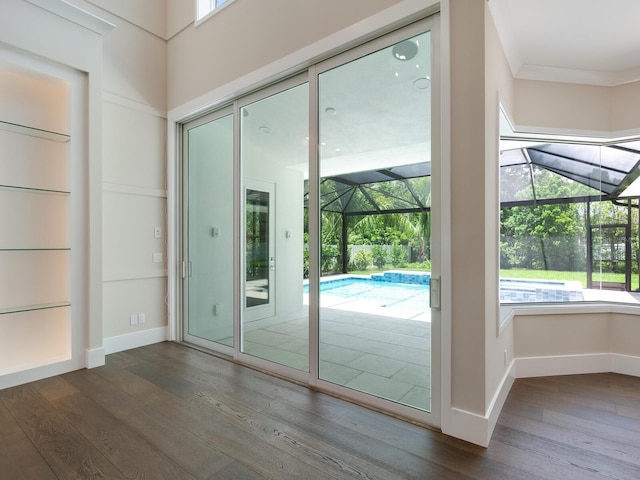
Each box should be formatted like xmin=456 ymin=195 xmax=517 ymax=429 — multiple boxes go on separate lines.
xmin=245 ymin=188 xmax=271 ymax=308
xmin=240 ymin=82 xmax=309 ymax=371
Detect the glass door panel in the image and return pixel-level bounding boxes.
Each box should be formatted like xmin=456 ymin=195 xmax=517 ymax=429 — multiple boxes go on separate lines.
xmin=184 ymin=112 xmax=234 ymax=349
xmin=590 ymin=224 xmax=630 ymax=291
xmin=240 ymin=83 xmax=309 ymax=371
xmin=318 ymin=30 xmax=433 ymax=411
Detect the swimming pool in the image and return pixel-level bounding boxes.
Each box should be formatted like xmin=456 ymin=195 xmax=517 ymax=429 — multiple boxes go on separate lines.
xmin=307 ymin=276 xmax=430 ymax=311
xmin=304 ymin=271 xmax=584 ymax=309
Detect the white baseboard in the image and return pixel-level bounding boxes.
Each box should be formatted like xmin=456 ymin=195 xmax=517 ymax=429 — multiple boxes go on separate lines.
xmin=446 ymin=354 xmax=640 ymax=447
xmin=445 ymin=407 xmax=491 ymax=447
xmin=86 ymin=347 xmax=105 ymax=368
xmin=0 ymin=358 xmax=84 ymax=390
xmin=443 ymin=360 xmax=516 ymax=447
xmin=611 ymin=354 xmax=640 ymax=376
xmin=514 ymin=353 xmax=640 ymax=378
xmin=487 ymin=360 xmax=516 ymax=439
xmin=104 ymin=326 xmax=169 ymax=355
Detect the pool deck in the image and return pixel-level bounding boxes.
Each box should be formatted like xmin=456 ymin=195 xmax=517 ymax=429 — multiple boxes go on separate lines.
xmin=240 ymin=275 xmax=640 ymax=414
xmin=242 ymin=298 xmax=432 ymax=411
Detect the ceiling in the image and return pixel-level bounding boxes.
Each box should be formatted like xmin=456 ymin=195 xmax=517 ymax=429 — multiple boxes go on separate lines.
xmin=241 ymin=30 xmax=431 ymax=179
xmin=488 ymin=0 xmax=640 ymax=86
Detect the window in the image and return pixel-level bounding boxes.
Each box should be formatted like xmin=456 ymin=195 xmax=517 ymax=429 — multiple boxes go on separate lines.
xmin=499 ymin=112 xmax=640 ymax=305
xmin=196 ymin=0 xmax=231 ymax=22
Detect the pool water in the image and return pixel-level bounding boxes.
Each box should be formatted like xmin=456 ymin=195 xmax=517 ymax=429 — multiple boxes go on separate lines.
xmin=305 ymin=277 xmax=430 ymax=311
xmin=304 ymin=274 xmax=584 ymax=309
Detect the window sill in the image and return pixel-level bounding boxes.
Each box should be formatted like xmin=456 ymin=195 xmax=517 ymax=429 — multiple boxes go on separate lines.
xmin=500 ymin=301 xmax=640 ymax=333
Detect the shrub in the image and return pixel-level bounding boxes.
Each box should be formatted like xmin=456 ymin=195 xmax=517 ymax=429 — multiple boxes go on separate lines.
xmin=390 ymin=243 xmax=407 ymax=267
xmin=353 ymin=249 xmax=373 ymax=271
xmin=371 ymin=245 xmax=387 ymax=269
xmin=321 ymin=244 xmax=340 ymax=273
xmin=303 ymin=248 xmax=309 ymax=278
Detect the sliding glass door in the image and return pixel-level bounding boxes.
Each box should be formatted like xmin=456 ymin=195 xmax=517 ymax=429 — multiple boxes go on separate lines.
xmin=183 ymin=109 xmax=235 ymax=351
xmin=181 ymin=15 xmax=440 ymax=424
xmin=239 ymin=82 xmax=309 ymax=372
xmin=316 ymin=28 xmax=435 ymax=412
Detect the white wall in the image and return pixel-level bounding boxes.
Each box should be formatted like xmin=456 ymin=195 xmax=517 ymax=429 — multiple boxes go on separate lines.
xmin=510 ymin=307 xmax=640 ymax=379
xmin=167 ymin=0 xmax=405 ymax=110
xmin=514 ymin=78 xmax=640 ymax=137
xmin=66 ymin=0 xmax=169 ymax=350
xmin=444 ymin=0 xmax=520 ymax=446
xmin=448 ymin=0 xmax=487 ymax=419
xmin=484 ymin=2 xmax=517 ymax=439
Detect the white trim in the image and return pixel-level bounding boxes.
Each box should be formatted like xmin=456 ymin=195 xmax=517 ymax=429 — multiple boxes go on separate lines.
xmin=516 ymin=63 xmax=640 ymax=88
xmin=501 ymin=302 xmax=640 ymax=329
xmin=516 ymin=353 xmax=611 ymax=378
xmin=104 ymin=326 xmax=169 ymax=355
xmin=86 ymin=346 xmax=105 ymax=368
xmin=515 ymin=353 xmax=640 ymax=379
xmin=441 ymin=359 xmax=515 ymax=448
xmin=438 ymin=0 xmax=453 ymax=437
xmin=103 ymin=271 xmax=168 ymax=282
xmin=487 ymin=359 xmax=516 ymax=441
xmin=103 ymin=182 xmax=168 ymax=198
xmin=446 ymin=407 xmax=491 ymax=448
xmin=103 ymin=91 xmax=166 ymax=118
xmin=195 ymin=0 xmax=238 ymax=27
xmin=25 ymin=0 xmax=115 ymax=36
xmin=0 ymin=359 xmax=85 ymax=390
xmin=611 ymin=354 xmax=640 ymax=377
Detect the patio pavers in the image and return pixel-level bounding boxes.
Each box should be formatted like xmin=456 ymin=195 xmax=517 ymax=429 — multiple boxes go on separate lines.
xmin=243 ymin=303 xmax=432 ymax=411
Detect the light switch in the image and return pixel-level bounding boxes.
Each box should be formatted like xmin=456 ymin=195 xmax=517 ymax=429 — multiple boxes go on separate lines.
xmin=152 ymin=252 xmax=163 ymax=263
xmin=154 ymin=226 xmax=162 ymax=238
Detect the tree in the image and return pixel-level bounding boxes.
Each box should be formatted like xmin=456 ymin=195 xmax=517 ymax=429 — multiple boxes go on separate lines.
xmin=501 ymin=169 xmax=589 ymax=271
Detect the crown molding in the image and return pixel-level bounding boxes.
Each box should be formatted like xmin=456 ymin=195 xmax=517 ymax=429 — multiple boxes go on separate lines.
xmin=25 ymin=0 xmax=115 ymax=36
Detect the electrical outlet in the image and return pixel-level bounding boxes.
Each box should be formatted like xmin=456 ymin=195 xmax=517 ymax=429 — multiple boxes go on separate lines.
xmin=130 ymin=314 xmax=138 ymax=326
xmin=152 ymin=252 xmax=163 ymax=263
xmin=503 ymin=349 xmax=508 ymax=366
xmin=138 ymin=313 xmax=146 ymax=325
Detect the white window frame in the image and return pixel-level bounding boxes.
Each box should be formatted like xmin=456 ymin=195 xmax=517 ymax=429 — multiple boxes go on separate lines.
xmin=196 ymin=0 xmax=236 ymax=26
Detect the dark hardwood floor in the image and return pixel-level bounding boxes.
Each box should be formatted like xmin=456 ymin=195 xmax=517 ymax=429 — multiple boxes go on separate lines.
xmin=2 ymin=342 xmax=640 ymax=479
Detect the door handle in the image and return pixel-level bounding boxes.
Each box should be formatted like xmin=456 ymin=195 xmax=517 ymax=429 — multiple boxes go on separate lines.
xmin=430 ymin=276 xmax=441 ymax=310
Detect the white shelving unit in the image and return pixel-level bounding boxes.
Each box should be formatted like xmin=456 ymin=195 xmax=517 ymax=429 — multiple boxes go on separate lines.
xmin=0 ymin=72 xmax=72 ymax=376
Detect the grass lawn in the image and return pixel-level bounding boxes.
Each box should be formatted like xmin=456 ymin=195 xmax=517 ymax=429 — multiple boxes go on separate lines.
xmin=501 ymin=268 xmax=640 ymax=290
xmin=345 ymin=264 xmax=640 ymax=291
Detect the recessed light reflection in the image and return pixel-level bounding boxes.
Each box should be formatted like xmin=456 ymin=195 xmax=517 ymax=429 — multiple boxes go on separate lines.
xmin=413 ymin=77 xmax=431 ymax=90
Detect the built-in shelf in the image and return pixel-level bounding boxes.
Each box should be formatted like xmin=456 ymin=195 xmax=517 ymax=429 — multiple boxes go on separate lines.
xmin=0 ymin=248 xmax=71 ymax=252
xmin=0 ymin=120 xmax=70 ymax=143
xmin=0 ymin=184 xmax=70 ymax=195
xmin=0 ymin=302 xmax=71 ymax=316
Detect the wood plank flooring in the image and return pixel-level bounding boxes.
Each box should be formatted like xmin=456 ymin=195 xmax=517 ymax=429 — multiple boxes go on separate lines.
xmin=1 ymin=342 xmax=640 ymax=479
